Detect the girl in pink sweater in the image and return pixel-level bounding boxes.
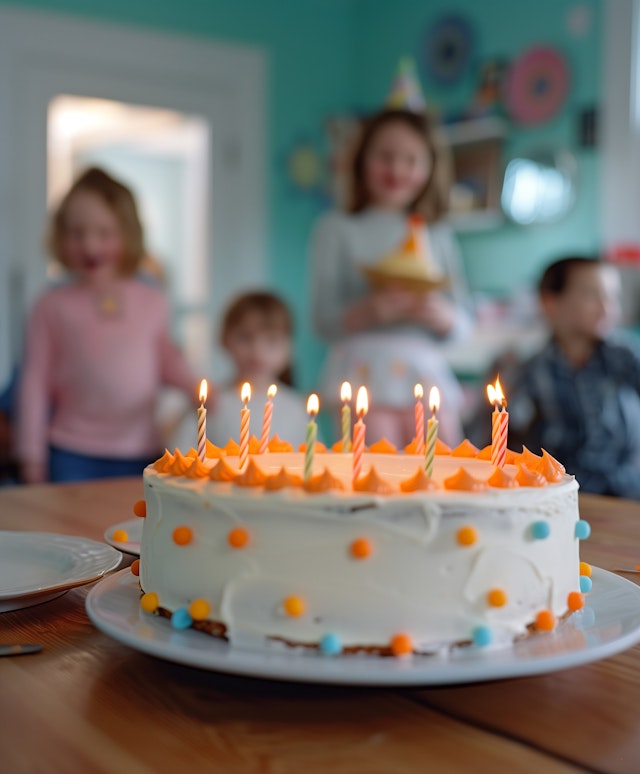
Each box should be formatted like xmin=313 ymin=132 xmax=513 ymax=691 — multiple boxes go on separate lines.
xmin=16 ymin=167 xmax=200 ymax=484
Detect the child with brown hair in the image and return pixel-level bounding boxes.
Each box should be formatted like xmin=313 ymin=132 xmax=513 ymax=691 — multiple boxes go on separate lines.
xmin=16 ymin=167 xmax=200 ymax=483
xmin=310 ymin=107 xmax=472 ymax=448
xmin=172 ymin=291 xmax=309 ymax=449
xmin=508 ymin=256 xmax=640 ymax=499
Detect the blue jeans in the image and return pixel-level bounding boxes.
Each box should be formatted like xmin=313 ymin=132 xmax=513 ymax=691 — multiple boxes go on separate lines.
xmin=49 ymin=446 xmax=157 ymax=483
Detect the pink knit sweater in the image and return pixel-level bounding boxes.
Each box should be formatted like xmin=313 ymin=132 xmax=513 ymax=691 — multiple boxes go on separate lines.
xmin=17 ymin=280 xmax=196 ymax=464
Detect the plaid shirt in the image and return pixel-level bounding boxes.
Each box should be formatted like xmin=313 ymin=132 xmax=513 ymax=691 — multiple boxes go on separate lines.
xmin=508 ymin=336 xmax=640 ymax=499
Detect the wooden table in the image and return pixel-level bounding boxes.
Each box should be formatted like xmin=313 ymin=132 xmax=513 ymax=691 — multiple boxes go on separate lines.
xmin=1 ymin=480 xmax=639 ymax=774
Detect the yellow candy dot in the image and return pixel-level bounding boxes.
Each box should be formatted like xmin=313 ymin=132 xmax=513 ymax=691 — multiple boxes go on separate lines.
xmin=140 ymin=592 xmax=159 ymax=613
xmin=350 ymin=537 xmax=373 ymax=559
xmin=112 ymin=529 xmax=129 ymax=543
xmin=228 ymin=527 xmax=250 ymax=549
xmin=390 ymin=633 xmax=413 ymax=656
xmin=536 ymin=610 xmax=556 ymax=631
xmin=487 ymin=588 xmax=508 ymax=607
xmin=283 ymin=596 xmax=305 ymax=617
xmin=172 ymin=526 xmax=193 ymax=546
xmin=189 ymin=599 xmax=211 ymax=621
xmin=457 ymin=525 xmax=478 ymax=546
xmin=130 ymin=559 xmax=140 ymax=577
xmin=133 ymin=500 xmax=147 ymax=518
xmin=579 ymin=561 xmax=592 ymax=577
xmin=568 ymin=591 xmax=585 ymax=611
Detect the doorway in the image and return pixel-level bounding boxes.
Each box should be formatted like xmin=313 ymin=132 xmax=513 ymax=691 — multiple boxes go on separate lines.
xmin=0 ymin=7 xmax=266 ymax=386
xmin=48 ymin=95 xmax=211 ymax=369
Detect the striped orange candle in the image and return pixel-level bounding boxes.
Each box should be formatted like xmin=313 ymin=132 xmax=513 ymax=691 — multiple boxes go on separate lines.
xmin=239 ymin=382 xmax=251 ymax=470
xmin=487 ymin=378 xmax=508 ymax=468
xmin=414 ymin=383 xmax=425 ymax=456
xmin=197 ymin=379 xmax=208 ymax=462
xmin=259 ymin=384 xmax=277 ymax=454
xmin=352 ymin=386 xmax=368 ymax=485
xmin=340 ymin=381 xmax=352 ymax=452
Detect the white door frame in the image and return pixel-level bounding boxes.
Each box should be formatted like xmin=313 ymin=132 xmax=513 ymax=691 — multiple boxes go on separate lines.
xmin=0 ymin=7 xmax=266 ymax=383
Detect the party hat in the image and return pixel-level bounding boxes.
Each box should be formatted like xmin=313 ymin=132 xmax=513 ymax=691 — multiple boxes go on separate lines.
xmin=386 ymin=57 xmax=427 ymax=112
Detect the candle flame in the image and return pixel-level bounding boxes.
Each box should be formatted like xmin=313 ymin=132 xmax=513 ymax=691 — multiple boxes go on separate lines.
xmin=307 ymin=393 xmax=320 ymax=416
xmin=495 ymin=376 xmax=506 ymax=408
xmin=356 ymin=386 xmax=368 ymax=417
xmin=414 ymin=383 xmax=424 ymax=400
xmin=340 ymin=381 xmax=352 ymax=402
xmin=429 ymin=386 xmax=440 ymax=413
xmin=198 ymin=379 xmax=208 ymax=404
xmin=487 ymin=378 xmax=507 ymax=409
xmin=267 ymin=383 xmax=278 ymax=399
xmin=241 ymin=381 xmax=251 ymax=404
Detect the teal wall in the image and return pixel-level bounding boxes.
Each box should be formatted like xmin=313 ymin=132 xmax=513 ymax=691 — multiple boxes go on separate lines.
xmin=2 ymin=0 xmax=603 ymax=390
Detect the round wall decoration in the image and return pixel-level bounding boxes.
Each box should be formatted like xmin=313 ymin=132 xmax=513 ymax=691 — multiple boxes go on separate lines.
xmin=504 ymin=46 xmax=569 ymax=125
xmin=423 ymin=14 xmax=475 ymax=86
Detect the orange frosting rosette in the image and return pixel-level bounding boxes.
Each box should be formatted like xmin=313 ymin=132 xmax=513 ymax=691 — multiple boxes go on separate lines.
xmin=205 ymin=439 xmax=226 ymax=458
xmin=234 ymin=458 xmax=267 ymax=487
xmin=451 ymin=439 xmax=479 ymax=458
xmin=209 ymin=457 xmax=238 ymax=482
xmin=304 ymin=468 xmax=344 ymax=493
xmin=248 ymin=435 xmax=262 ymax=455
xmin=153 ymin=449 xmax=174 ymax=472
xmin=444 ymin=467 xmax=488 ymax=492
xmin=353 ymin=467 xmax=395 ymax=494
xmin=400 ymin=467 xmax=438 ymax=492
xmin=264 ymin=467 xmax=303 ymax=490
xmin=298 ymin=441 xmax=328 ymax=453
xmin=368 ymin=438 xmax=398 ymax=454
xmin=184 ymin=456 xmax=210 ymax=479
xmin=222 ymin=438 xmax=241 ymax=456
xmin=167 ymin=449 xmax=192 ymax=476
xmin=487 ymin=467 xmax=519 ymax=489
xmin=268 ymin=434 xmax=294 ymax=452
xmin=516 ymin=464 xmax=547 ymax=488
xmin=435 ymin=438 xmax=452 ymax=455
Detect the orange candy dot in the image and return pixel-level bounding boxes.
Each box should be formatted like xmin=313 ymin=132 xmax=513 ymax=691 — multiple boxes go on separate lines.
xmin=536 ymin=610 xmax=556 ymax=631
xmin=130 ymin=559 xmax=140 ymax=577
xmin=456 ymin=525 xmax=478 ymax=546
xmin=283 ymin=596 xmax=305 ymax=617
xmin=350 ymin=537 xmax=373 ymax=559
xmin=112 ymin=529 xmax=128 ymax=543
xmin=140 ymin=592 xmax=159 ymax=613
xmin=172 ymin=526 xmax=193 ymax=546
xmin=567 ymin=591 xmax=585 ymax=611
xmin=228 ymin=527 xmax=250 ymax=549
xmin=487 ymin=588 xmax=508 ymax=607
xmin=189 ymin=599 xmax=211 ymax=621
xmin=579 ymin=562 xmax=592 ymax=577
xmin=133 ymin=500 xmax=147 ymax=518
xmin=390 ymin=633 xmax=413 ymax=656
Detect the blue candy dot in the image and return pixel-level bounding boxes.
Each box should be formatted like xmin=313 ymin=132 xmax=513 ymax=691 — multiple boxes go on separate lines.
xmin=531 ymin=520 xmax=551 ymax=540
xmin=472 ymin=626 xmax=492 ymax=647
xmin=580 ymin=575 xmax=593 ymax=593
xmin=171 ymin=608 xmax=193 ymax=630
xmin=575 ymin=520 xmax=591 ymax=540
xmin=320 ymin=633 xmax=342 ymax=655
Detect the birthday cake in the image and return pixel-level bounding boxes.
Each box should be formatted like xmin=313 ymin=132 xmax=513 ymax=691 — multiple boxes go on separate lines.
xmin=133 ymin=440 xmax=592 ymax=656
xmin=361 ymin=214 xmax=448 ymax=292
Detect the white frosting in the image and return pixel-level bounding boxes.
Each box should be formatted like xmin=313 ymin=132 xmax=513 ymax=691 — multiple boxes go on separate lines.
xmin=140 ymin=452 xmax=582 ymax=652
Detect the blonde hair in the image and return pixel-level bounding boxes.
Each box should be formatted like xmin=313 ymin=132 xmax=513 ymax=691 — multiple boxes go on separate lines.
xmin=348 ymin=109 xmax=453 ymax=222
xmin=47 ymin=167 xmax=145 ymax=276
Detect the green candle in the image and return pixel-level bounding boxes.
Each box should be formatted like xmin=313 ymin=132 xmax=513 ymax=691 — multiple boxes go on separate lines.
xmin=305 ymin=394 xmax=319 ymax=481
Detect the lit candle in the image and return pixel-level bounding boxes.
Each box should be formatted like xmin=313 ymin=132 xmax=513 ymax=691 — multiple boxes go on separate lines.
xmin=414 ymin=383 xmax=425 ymax=456
xmin=239 ymin=382 xmax=251 ymax=470
xmin=259 ymin=383 xmax=278 ymax=454
xmin=305 ymin=393 xmax=320 ymax=481
xmin=197 ymin=379 xmax=208 ymax=462
xmin=487 ymin=377 xmax=508 ymax=468
xmin=340 ymin=381 xmax=352 ymax=452
xmin=352 ymin=386 xmax=368 ymax=485
xmin=425 ymin=386 xmax=440 ymax=478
